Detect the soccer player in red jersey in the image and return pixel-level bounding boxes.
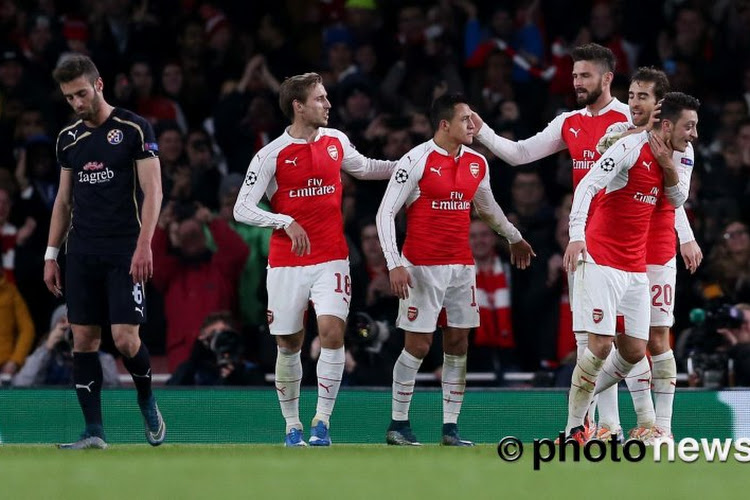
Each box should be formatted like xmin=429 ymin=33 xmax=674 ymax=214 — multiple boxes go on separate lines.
xmin=233 ymin=73 xmax=396 ymax=446
xmin=376 ymin=93 xmax=535 ymax=446
xmin=471 ymin=44 xmax=630 ymax=402
xmin=593 ymin=68 xmax=702 ymax=443
xmin=471 ymin=43 xmax=631 ymax=438
xmin=561 ymin=92 xmax=700 ymax=442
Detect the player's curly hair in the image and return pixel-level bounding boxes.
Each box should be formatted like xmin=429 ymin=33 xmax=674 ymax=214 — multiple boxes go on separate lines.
xmin=571 ymin=43 xmax=616 ymax=74
xmin=631 ymin=67 xmax=670 ymax=101
xmin=278 ymin=72 xmax=323 ymax=121
xmin=52 ymin=54 xmax=100 ymax=85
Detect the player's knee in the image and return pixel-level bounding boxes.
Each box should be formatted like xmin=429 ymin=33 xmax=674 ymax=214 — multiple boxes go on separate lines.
xmin=113 ymin=336 xmax=139 ymax=357
xmin=277 ymin=332 xmax=304 ymax=353
xmin=587 ymin=335 xmax=613 ymax=359
xmin=647 ymin=328 xmax=670 ymax=355
xmin=443 ymin=334 xmax=468 ymax=355
xmin=618 ymin=340 xmax=646 ymax=364
xmin=405 ymin=336 xmax=431 ymax=359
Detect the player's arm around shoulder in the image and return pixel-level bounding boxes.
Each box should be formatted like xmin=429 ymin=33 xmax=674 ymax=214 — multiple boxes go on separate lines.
xmin=596 ymin=121 xmax=632 ymax=154
xmin=336 ymin=129 xmax=396 ymax=179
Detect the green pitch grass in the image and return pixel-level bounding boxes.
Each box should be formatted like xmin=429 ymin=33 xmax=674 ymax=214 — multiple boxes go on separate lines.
xmin=0 ymin=444 xmax=745 ymax=500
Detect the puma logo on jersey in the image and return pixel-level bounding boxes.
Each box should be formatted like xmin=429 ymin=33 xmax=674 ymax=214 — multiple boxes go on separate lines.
xmin=135 ymin=306 xmax=144 ymax=317
xmin=285 ymin=157 xmax=298 ymax=166
xmin=75 ymin=381 xmax=95 ymax=393
xmin=569 ymin=128 xmax=581 ymax=138
xmin=68 ymin=129 xmax=78 ymax=140
xmin=429 ymin=166 xmax=442 ymax=176
xmin=642 ymin=160 xmax=652 ymax=170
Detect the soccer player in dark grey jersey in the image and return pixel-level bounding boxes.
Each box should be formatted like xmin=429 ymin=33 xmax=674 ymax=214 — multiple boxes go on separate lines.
xmin=43 ymin=55 xmax=165 ymax=449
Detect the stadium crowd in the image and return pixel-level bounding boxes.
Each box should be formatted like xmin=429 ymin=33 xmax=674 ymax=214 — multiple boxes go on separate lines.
xmin=1 ymin=0 xmax=749 ymax=386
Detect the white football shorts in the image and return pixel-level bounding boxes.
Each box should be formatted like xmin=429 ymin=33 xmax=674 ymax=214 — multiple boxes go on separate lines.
xmin=647 ymin=257 xmax=677 ymax=328
xmin=572 ymin=256 xmax=650 ymax=340
xmin=266 ymin=259 xmax=351 ymax=335
xmin=396 ymin=261 xmax=480 ymax=333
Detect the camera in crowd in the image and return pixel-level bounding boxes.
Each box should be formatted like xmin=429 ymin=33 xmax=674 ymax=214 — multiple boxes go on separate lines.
xmin=207 ymin=329 xmax=243 ymax=369
xmin=52 ymin=327 xmax=75 ymax=354
xmin=680 ymin=301 xmax=747 ymax=387
xmin=346 ymin=311 xmax=391 ymax=354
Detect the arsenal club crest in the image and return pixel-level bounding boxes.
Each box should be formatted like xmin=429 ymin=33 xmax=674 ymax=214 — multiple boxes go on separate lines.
xmin=327 ymin=145 xmax=339 ymax=160
xmin=469 ymin=162 xmax=480 ymax=178
xmin=407 ymin=306 xmax=419 ymax=321
xmin=266 ymin=309 xmax=274 ymax=325
xmin=592 ymin=308 xmax=603 ymax=324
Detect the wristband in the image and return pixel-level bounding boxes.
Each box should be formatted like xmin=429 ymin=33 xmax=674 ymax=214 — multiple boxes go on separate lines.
xmin=45 ymin=246 xmax=60 ymax=261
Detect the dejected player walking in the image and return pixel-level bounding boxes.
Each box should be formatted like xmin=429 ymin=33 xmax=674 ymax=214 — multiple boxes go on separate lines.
xmin=44 ymin=55 xmax=165 ymax=449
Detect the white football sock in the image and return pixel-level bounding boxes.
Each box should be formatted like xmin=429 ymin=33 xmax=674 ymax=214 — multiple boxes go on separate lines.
xmin=566 ymin=348 xmax=604 ymax=434
xmin=651 ymin=350 xmax=676 ymax=434
xmin=275 ymin=348 xmax=303 ymax=434
xmin=594 ymin=349 xmax=636 ymax=395
xmin=596 ymin=383 xmax=621 ymax=431
xmin=624 ymin=355 xmax=655 ymax=428
xmin=392 ymin=349 xmax=423 ymax=421
xmin=574 ymin=333 xmax=597 ymax=429
xmin=313 ymin=346 xmax=345 ymax=426
xmin=442 ymin=354 xmax=467 ymax=425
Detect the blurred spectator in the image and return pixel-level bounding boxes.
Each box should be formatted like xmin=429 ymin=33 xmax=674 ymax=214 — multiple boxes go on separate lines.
xmin=0 ymin=184 xmax=34 ymax=282
xmin=167 ymin=311 xmax=263 ymax=386
xmin=1 ymin=44 xmax=45 ymax=129
xmin=0 ymin=270 xmax=34 ymax=375
xmin=185 ymin=127 xmax=222 ymax=211
xmin=507 ymin=169 xmax=558 ymax=370
xmin=217 ymin=173 xmax=272 ymax=334
xmin=116 ymin=59 xmax=186 ymax=130
xmin=153 ymin=202 xmax=249 ymax=371
xmin=469 ymin=218 xmax=517 ymax=375
xmin=717 ymin=303 xmax=750 ymax=386
xmin=704 ymin=221 xmax=750 ymax=304
xmin=213 ymin=55 xmax=282 ymax=174
xmin=350 ymin=219 xmax=398 ymax=324
xmin=12 ymin=304 xmax=119 ymax=387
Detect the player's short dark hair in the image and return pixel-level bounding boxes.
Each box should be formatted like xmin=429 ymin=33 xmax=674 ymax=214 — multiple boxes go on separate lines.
xmin=571 ymin=43 xmax=616 ymax=74
xmin=278 ymin=72 xmax=323 ymax=121
xmin=52 ymin=54 xmax=100 ymax=85
xmin=657 ymin=92 xmax=700 ymax=128
xmin=430 ymin=93 xmax=470 ymax=131
xmin=630 ymin=66 xmax=670 ymax=101
xmin=200 ymin=311 xmax=237 ymax=332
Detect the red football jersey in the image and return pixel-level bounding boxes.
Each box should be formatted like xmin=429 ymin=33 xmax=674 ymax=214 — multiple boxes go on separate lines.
xmin=234 ymin=128 xmax=394 ymax=267
xmin=475 ymin=98 xmax=631 ymax=190
xmin=646 ymin=143 xmax=695 ymax=265
xmin=378 ymin=140 xmax=520 ymax=269
xmin=570 ymin=132 xmax=665 ymax=272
